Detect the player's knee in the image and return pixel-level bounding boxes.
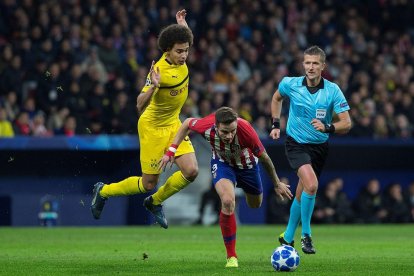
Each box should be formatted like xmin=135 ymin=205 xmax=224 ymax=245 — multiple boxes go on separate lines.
xmin=142 ymin=180 xmax=157 ymax=191
xmin=221 ymin=197 xmax=235 ymax=213
xmin=305 ymin=181 xmax=318 ymax=195
xmin=187 ymin=168 xmax=198 ymax=182
xmin=182 ymin=165 xmax=198 ymax=182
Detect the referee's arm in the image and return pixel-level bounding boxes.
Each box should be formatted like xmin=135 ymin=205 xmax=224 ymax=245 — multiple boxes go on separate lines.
xmin=333 ymin=111 xmax=352 ymax=134
xmin=270 ymin=89 xmax=283 ymax=140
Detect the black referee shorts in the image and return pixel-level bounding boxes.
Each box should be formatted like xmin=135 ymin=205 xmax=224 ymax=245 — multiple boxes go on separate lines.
xmin=284 ymin=136 xmax=329 ymax=178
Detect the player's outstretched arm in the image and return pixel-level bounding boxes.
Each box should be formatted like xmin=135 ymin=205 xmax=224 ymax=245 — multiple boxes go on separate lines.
xmin=176 ymin=9 xmax=189 ymax=28
xmin=159 ymin=118 xmax=193 ymax=171
xmin=259 ymin=151 xmax=292 ymax=200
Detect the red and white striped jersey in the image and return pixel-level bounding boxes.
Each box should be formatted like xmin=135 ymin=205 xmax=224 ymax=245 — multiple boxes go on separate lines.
xmin=188 ymin=113 xmax=265 ymax=169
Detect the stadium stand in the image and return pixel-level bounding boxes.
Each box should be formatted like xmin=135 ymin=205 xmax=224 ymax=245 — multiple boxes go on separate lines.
xmin=0 ymin=0 xmax=413 ymax=138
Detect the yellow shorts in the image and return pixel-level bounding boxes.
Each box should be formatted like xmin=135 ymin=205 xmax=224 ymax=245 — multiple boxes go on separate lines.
xmin=138 ymin=119 xmax=195 ymax=174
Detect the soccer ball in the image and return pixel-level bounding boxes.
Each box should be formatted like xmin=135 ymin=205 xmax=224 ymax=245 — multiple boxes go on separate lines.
xmin=270 ymin=245 xmax=300 ymax=272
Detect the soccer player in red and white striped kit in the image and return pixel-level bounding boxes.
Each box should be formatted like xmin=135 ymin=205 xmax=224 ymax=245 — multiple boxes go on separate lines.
xmin=159 ymin=106 xmax=292 ymax=268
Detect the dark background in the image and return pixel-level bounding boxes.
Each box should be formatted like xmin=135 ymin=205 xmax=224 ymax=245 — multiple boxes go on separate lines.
xmin=1 ymin=136 xmax=413 ymax=226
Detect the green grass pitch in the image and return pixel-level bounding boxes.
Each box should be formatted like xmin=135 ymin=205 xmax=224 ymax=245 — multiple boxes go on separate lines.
xmin=1 ymin=225 xmax=413 ymax=275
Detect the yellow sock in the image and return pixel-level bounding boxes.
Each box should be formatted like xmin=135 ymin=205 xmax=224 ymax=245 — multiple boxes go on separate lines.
xmin=152 ymin=171 xmax=191 ymax=205
xmin=100 ymin=176 xmax=146 ymax=198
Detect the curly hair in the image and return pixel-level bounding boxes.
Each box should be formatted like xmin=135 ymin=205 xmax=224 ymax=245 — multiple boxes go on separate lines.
xmin=158 ymin=24 xmax=193 ymax=52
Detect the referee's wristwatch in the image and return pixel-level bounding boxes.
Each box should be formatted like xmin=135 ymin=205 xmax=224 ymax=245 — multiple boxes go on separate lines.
xmin=271 ymin=118 xmax=280 ymax=129
xmin=324 ymin=123 xmax=335 ymax=133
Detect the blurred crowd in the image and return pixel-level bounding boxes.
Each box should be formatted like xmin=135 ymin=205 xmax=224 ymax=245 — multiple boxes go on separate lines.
xmin=266 ymin=178 xmax=414 ymax=224
xmin=1 ymin=0 xmax=414 ymax=138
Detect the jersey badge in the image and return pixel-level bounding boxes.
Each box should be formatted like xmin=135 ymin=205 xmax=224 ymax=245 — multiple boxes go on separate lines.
xmin=316 ymin=109 xmax=326 ymax=119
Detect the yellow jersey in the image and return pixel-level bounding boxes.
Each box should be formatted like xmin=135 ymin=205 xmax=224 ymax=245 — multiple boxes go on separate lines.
xmin=140 ymin=53 xmax=189 ymax=127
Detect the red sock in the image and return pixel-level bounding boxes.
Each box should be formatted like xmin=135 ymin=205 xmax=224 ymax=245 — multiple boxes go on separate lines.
xmin=219 ymin=211 xmax=237 ymax=258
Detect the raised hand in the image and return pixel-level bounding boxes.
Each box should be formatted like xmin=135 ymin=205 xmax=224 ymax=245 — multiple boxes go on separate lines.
xmin=176 ymin=9 xmax=188 ymax=27
xmin=149 ymin=60 xmax=161 ymax=88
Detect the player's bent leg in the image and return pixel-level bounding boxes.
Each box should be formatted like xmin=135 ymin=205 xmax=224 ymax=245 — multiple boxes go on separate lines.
xmin=93 ymin=176 xmax=153 ymax=220
xmin=100 ymin=176 xmax=145 ymax=198
xmin=151 ymin=171 xmax=191 ymax=205
xmin=298 ymin=164 xmax=318 ymax=195
xmin=244 ymin=193 xmax=262 ymax=208
xmin=175 ymin=152 xmax=198 ymax=182
xmin=215 ymin=179 xmax=236 ymax=214
xmin=151 ymin=153 xmax=197 ymax=206
xmin=141 ymin=174 xmax=159 ymax=191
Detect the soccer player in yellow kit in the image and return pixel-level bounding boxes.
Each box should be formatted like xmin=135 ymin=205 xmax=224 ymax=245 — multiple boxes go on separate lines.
xmin=91 ymin=10 xmax=198 ymax=228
